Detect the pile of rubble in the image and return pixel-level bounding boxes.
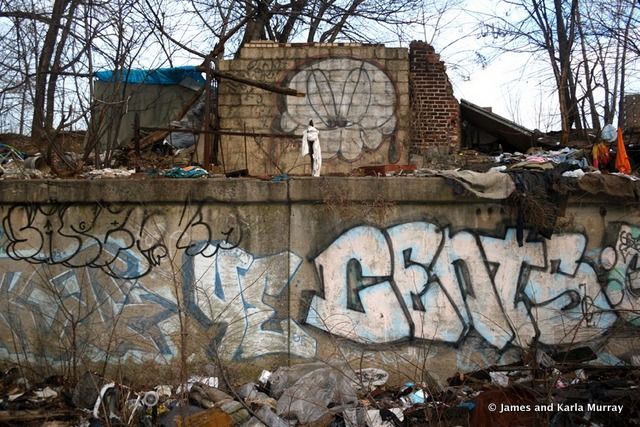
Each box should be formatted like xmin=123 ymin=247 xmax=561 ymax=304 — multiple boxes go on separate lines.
xmin=1 ymin=355 xmax=640 ymax=426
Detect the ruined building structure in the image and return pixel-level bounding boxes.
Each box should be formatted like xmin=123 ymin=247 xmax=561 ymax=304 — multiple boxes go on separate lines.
xmin=216 ymin=40 xmax=459 ymax=175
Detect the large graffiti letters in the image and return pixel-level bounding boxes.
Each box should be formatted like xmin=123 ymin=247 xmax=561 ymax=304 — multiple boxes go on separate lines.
xmin=305 ymin=222 xmax=618 ymax=349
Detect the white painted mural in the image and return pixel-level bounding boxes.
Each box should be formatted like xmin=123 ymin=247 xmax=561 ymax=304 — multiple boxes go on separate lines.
xmin=280 ymin=58 xmax=397 ymax=161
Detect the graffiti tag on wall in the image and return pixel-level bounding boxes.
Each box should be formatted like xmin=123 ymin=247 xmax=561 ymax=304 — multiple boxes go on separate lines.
xmin=280 ymin=58 xmax=397 ymax=161
xmin=0 ymin=203 xmax=316 ymax=362
xmin=305 ymin=222 xmax=633 ymax=349
xmin=602 ymin=223 xmax=640 ymax=325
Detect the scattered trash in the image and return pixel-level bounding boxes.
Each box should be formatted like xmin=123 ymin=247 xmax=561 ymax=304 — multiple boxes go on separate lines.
xmin=85 ymin=168 xmax=136 ymax=178
xmin=92 ymin=382 xmax=118 ymax=420
xmin=156 ymin=384 xmax=173 ymax=399
xmin=31 ymin=386 xmax=58 ymax=402
xmin=1 ymin=357 xmax=639 ymax=427
xmin=142 ymin=390 xmax=159 ymax=407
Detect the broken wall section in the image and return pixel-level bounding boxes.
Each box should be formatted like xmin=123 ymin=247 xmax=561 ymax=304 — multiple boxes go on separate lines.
xmin=217 ymin=42 xmax=411 ymax=175
xmin=409 ymin=41 xmax=460 ymax=162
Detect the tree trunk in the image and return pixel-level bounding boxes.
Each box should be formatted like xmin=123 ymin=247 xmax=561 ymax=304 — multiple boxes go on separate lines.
xmin=32 ymin=0 xmax=67 ymax=147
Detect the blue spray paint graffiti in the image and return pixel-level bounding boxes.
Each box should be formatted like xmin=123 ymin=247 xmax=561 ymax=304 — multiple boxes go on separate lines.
xmin=183 ymin=242 xmax=317 ymax=360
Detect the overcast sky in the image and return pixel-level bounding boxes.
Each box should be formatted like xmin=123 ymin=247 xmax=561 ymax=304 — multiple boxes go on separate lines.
xmin=424 ymin=0 xmax=640 ymax=132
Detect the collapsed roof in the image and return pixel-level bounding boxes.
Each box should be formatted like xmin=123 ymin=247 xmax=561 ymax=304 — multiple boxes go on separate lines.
xmin=460 ymin=99 xmax=535 ymax=153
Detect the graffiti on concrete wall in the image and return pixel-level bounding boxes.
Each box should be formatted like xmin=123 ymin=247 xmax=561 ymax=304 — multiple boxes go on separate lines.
xmin=183 ymin=243 xmax=316 ymax=360
xmin=280 ymin=58 xmax=397 ymax=161
xmin=0 ymin=260 xmax=179 ymax=363
xmin=601 ymin=223 xmax=640 ymax=325
xmin=0 ymin=203 xmax=315 ymax=362
xmin=305 ymin=221 xmax=635 ymax=349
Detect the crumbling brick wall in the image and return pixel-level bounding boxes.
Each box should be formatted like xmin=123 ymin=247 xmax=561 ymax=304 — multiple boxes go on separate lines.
xmin=409 ymin=41 xmax=460 ymax=158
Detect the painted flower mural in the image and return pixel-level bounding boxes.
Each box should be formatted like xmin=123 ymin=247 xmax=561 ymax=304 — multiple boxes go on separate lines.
xmin=280 ymin=58 xmax=397 ymax=161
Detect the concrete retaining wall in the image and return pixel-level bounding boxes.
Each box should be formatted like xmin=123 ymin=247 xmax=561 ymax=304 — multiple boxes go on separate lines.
xmin=0 ymin=178 xmax=639 ymax=383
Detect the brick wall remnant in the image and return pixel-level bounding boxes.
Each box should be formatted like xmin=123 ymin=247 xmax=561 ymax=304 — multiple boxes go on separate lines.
xmin=623 ymin=94 xmax=640 ymax=132
xmin=409 ymin=41 xmax=460 ymax=157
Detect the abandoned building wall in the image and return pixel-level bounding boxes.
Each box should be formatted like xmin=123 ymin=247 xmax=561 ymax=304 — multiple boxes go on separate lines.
xmin=217 ymin=42 xmax=411 ymax=175
xmin=409 ymin=41 xmax=460 ymax=160
xmin=0 ymin=179 xmax=638 ymax=383
xmin=624 ymin=94 xmax=640 ymax=131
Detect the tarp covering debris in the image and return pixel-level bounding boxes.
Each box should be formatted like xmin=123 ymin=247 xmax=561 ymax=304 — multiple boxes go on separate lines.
xmin=94 ymin=66 xmax=205 ymax=86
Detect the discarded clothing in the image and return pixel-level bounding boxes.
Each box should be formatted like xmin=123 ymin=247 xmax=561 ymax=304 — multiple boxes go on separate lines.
xmin=615 ymin=128 xmax=631 ymax=174
xmin=436 ymin=169 xmax=515 ymax=199
xmin=301 ymin=124 xmax=321 ymax=177
xmin=576 ymin=173 xmax=640 ymax=199
xmin=164 ymin=165 xmax=208 ymax=178
xmin=508 ymin=168 xmax=571 ymax=245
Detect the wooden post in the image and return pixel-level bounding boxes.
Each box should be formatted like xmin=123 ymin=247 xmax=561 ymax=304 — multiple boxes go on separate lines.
xmin=243 ymin=122 xmax=248 ymax=171
xmin=133 ymin=112 xmax=140 ymax=157
xmin=203 ymin=59 xmax=212 ymax=166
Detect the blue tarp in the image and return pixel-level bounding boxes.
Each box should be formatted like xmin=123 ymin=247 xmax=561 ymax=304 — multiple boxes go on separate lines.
xmin=94 ymin=66 xmax=205 ymax=86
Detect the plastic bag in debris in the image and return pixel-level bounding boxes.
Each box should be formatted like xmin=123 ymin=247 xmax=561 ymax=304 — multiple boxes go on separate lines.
xmin=176 ymin=376 xmax=219 ymax=394
xmin=164 ymin=96 xmax=206 ymax=150
xmin=601 ymin=124 xmax=617 ymax=142
xmin=354 ymin=368 xmax=389 ymax=391
xmin=258 ymin=370 xmax=272 ymax=385
xmin=87 ymin=168 xmax=135 ymax=178
xmin=344 ymin=408 xmax=404 ymax=427
xmin=276 ymin=367 xmax=357 ymax=424
xmin=269 ymin=362 xmax=326 ymax=399
xmin=489 ymin=371 xmax=509 ymax=387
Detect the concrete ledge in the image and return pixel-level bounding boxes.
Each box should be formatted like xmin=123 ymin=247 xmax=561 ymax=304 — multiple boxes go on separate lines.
xmin=0 ymin=178 xmax=290 ymax=204
xmin=288 ymin=176 xmax=466 ymax=203
xmin=0 ymin=177 xmax=635 ymax=205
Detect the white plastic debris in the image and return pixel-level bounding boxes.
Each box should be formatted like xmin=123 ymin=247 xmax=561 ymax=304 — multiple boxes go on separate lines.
xmin=259 ymin=370 xmax=272 ymax=385
xmin=489 ymin=371 xmax=509 ymax=387
xmin=31 ymin=386 xmax=58 ymax=401
xmin=155 ymin=384 xmax=172 ymax=398
xmin=93 ymin=382 xmax=116 ymax=419
xmin=176 ymin=376 xmax=219 ymax=394
xmin=601 ymin=124 xmax=617 ymax=142
xmin=86 ymin=168 xmax=135 ymax=179
xmin=536 ymin=349 xmax=555 ymax=368
xmin=562 ymin=169 xmax=585 ymax=179
xmin=8 ymin=392 xmax=24 ymax=402
xmin=344 ymin=408 xmax=404 ymax=427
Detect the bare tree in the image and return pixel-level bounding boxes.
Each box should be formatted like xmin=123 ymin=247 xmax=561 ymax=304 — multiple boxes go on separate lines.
xmin=480 ymin=0 xmax=639 ymax=141
xmin=143 ymin=0 xmax=426 ymax=60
